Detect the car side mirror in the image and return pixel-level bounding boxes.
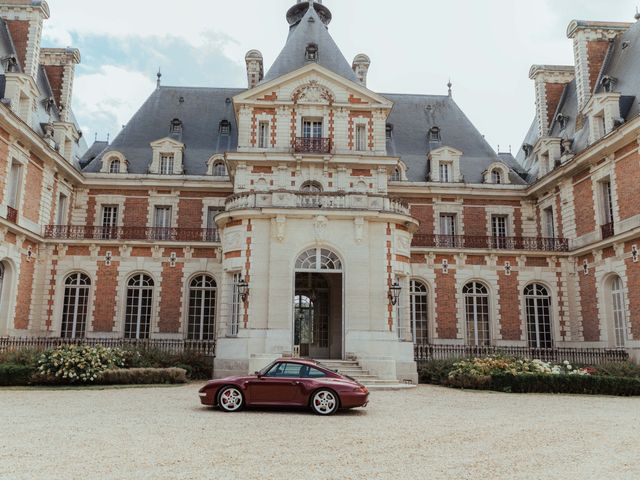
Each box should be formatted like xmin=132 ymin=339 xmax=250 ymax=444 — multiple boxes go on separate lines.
xmin=255 ymin=371 xmax=263 ymax=378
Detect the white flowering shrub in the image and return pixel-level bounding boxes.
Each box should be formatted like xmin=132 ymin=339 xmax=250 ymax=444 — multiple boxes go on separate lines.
xmin=37 ymin=345 xmax=126 ymax=384
xmin=448 ymin=356 xmax=590 ymax=380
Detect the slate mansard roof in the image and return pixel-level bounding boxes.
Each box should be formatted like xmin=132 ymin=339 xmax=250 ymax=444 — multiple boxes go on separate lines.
xmin=82 ymin=0 xmax=520 ymax=185
xmin=518 ymin=19 xmax=640 ymax=179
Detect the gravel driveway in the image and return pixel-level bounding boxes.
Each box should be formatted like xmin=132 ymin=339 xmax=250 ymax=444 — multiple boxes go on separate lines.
xmin=1 ymin=384 xmax=638 ymax=480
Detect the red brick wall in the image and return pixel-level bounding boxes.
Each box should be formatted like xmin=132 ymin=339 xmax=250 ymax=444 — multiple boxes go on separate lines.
xmin=123 ymin=197 xmax=149 ymax=228
xmin=587 ymin=41 xmax=610 ymax=93
xmin=578 ymin=256 xmax=599 ymax=341
xmin=409 ymin=203 xmax=434 ymax=235
xmin=92 ymin=261 xmax=119 ymax=332
xmin=14 ymin=254 xmax=35 ymax=329
xmin=545 ymin=83 xmax=566 ymax=128
xmin=573 ymin=178 xmax=596 ymax=237
xmin=23 ymin=159 xmax=44 ymax=223
xmin=435 ymin=256 xmax=457 ymax=339
xmin=5 ymin=20 xmax=29 ymax=70
xmin=498 ymin=264 xmax=520 ymax=341
xmin=158 ymin=263 xmax=184 ymax=333
xmin=513 ymin=207 xmax=523 ymax=237
xmin=463 ymin=207 xmax=486 ymax=236
xmin=615 ymin=147 xmax=639 ymax=221
xmin=43 ymin=65 xmax=65 ymax=108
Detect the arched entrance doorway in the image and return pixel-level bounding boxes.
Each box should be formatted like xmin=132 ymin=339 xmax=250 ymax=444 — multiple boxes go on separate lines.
xmin=294 ymin=248 xmax=343 ymax=359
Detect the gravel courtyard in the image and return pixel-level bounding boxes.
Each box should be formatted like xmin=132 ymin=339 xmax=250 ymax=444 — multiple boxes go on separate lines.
xmin=1 ymin=384 xmax=638 ymax=480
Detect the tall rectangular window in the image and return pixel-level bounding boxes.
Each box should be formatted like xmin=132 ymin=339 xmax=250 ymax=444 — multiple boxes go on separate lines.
xmin=544 ymin=207 xmax=555 ymax=238
xmin=258 ymin=121 xmax=269 ymax=148
xmin=601 ymin=180 xmax=613 ymax=225
xmin=355 ymin=124 xmax=367 ymax=151
xmin=101 ymin=205 xmax=118 ymax=240
xmin=229 ymin=273 xmax=242 ymax=337
xmin=154 ymin=206 xmax=172 ymax=240
xmin=206 ymin=207 xmax=222 ymax=242
xmin=159 ymin=154 xmax=174 ymax=175
xmin=491 ymin=215 xmax=508 ymax=249
xmin=302 ymin=119 xmax=323 ymax=138
xmin=7 ymin=161 xmax=22 ymax=208
xmin=439 ymin=162 xmax=452 ymax=182
xmin=439 ymin=214 xmax=456 ymax=236
xmin=56 ymin=193 xmax=68 ymax=225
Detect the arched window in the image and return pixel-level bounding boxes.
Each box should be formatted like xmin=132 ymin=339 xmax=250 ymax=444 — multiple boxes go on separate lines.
xmin=524 ymin=283 xmax=552 ymax=348
xmin=61 ymin=273 xmax=91 ymax=339
xmin=609 ymin=276 xmax=628 ymax=347
xmin=410 ymin=280 xmax=429 ymax=345
xmin=390 ymin=168 xmax=401 ymax=182
xmin=187 ymin=275 xmax=217 ymax=340
xmin=305 ymin=43 xmax=318 ymax=61
xmin=125 ymin=274 xmax=154 ymax=339
xmin=295 ymin=248 xmax=342 ymax=271
xmin=170 ymin=118 xmax=182 ymax=134
xmin=463 ymin=282 xmax=490 ymax=346
xmin=109 ymin=159 xmax=121 ymax=174
xmin=300 ymin=181 xmax=323 ymax=193
xmin=212 ymin=161 xmax=227 ymax=177
xmin=491 ymin=169 xmax=502 ymax=184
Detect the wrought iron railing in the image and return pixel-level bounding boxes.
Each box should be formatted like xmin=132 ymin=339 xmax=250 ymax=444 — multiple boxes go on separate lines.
xmin=411 ymin=234 xmax=569 ymax=252
xmin=293 ymin=137 xmax=332 ymax=154
xmin=414 ymin=344 xmax=628 ymax=366
xmin=601 ymin=222 xmax=615 ymax=240
xmin=6 ymin=206 xmax=17 ymax=223
xmin=44 ymin=225 xmax=221 ymax=243
xmin=0 ymin=337 xmax=216 ymax=357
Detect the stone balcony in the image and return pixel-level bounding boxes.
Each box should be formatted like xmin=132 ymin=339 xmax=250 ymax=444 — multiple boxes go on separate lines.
xmin=225 ymin=191 xmax=410 ymax=216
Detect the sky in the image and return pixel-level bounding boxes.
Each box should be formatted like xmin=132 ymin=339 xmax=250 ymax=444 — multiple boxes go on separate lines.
xmin=42 ymin=0 xmax=639 ymax=154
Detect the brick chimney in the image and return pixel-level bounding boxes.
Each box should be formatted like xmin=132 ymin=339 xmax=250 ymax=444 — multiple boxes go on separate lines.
xmin=528 ymin=65 xmax=575 ymax=137
xmin=352 ymin=54 xmax=370 ymax=87
xmin=40 ymin=47 xmax=81 ymax=122
xmin=0 ymin=0 xmax=50 ymax=79
xmin=245 ymin=50 xmax=263 ymax=89
xmin=566 ymin=20 xmax=631 ymax=112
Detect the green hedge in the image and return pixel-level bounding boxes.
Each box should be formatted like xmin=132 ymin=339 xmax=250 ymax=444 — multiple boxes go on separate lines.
xmin=97 ymin=368 xmax=188 ymax=385
xmin=418 ymin=359 xmax=460 ymax=385
xmin=591 ymin=362 xmax=640 ymax=379
xmin=122 ymin=348 xmax=212 ymax=380
xmin=449 ymin=373 xmax=640 ymax=396
xmin=0 ymin=364 xmax=35 ymax=386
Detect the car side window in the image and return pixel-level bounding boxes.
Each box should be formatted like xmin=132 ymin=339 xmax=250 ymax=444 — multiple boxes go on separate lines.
xmin=304 ymin=367 xmax=327 ymax=378
xmin=264 ymin=363 xmax=284 ymax=377
xmin=264 ymin=362 xmax=302 ymax=378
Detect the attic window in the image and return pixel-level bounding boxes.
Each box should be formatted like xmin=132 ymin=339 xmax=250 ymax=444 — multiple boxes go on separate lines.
xmin=428 ymin=127 xmax=441 ymax=142
xmin=212 ymin=161 xmax=227 ymax=177
xmin=385 ymin=125 xmax=393 ymax=141
xmin=491 ymin=169 xmax=502 ymax=184
xmin=305 ymin=43 xmax=318 ymax=62
xmin=109 ymin=159 xmax=121 ymax=174
xmin=170 ymin=119 xmax=182 ymax=133
xmin=219 ymin=120 xmax=231 ymax=135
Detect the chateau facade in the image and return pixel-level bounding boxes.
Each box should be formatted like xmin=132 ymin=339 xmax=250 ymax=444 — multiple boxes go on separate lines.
xmin=0 ymin=0 xmax=639 ymax=381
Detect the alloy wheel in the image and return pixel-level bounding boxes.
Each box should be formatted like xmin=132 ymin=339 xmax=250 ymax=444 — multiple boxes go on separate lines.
xmin=311 ymin=390 xmax=338 ymax=415
xmin=218 ymin=387 xmax=243 ymax=412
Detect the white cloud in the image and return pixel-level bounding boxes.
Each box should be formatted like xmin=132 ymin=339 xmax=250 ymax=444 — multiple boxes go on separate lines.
xmin=73 ymin=65 xmax=156 ymax=140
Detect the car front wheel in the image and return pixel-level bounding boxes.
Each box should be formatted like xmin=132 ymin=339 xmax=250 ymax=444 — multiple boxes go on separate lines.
xmin=311 ymin=389 xmax=339 ymax=415
xmin=218 ymin=386 xmax=244 ymax=412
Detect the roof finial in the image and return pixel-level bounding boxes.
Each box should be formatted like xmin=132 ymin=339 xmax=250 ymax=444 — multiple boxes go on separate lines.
xmin=94 ymin=132 xmax=98 ymax=142
xmin=106 ymin=133 xmax=110 ymax=144
xmin=156 ymin=67 xmax=162 ymax=89
xmin=635 ymin=7 xmax=640 ymax=20
xmin=447 ymin=78 xmax=453 ymax=97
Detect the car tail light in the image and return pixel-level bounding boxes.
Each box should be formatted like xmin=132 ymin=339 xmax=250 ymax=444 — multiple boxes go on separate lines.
xmin=353 ymin=386 xmax=368 ymax=394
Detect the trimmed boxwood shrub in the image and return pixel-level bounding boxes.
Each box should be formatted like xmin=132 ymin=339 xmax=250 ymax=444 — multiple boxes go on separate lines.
xmin=591 ymin=362 xmax=640 ymax=379
xmin=0 ymin=364 xmax=35 ymax=386
xmin=97 ymin=368 xmax=188 ymax=385
xmin=418 ymin=359 xmax=459 ymax=385
xmin=446 ymin=373 xmax=640 ymax=396
xmin=122 ymin=348 xmax=212 ymax=380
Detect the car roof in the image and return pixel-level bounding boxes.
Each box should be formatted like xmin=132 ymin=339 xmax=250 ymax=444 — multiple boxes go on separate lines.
xmin=275 ymin=358 xmax=321 ymax=367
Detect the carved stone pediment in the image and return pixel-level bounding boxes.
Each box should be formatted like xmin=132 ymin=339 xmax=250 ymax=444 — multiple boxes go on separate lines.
xmin=292 ymin=80 xmax=335 ymax=104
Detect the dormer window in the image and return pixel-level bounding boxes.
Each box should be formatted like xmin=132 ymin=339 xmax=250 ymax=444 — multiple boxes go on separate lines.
xmin=390 ymin=167 xmax=401 ymax=182
xmin=212 ymin=161 xmax=227 ymax=177
xmin=219 ymin=120 xmax=231 ymax=136
xmin=429 ymin=127 xmax=441 ymax=143
xmin=491 ymin=169 xmax=502 ymax=184
xmin=170 ymin=118 xmax=182 ymax=134
xmin=439 ymin=162 xmax=452 ymax=182
xmin=305 ymin=43 xmax=318 ymax=61
xmin=109 ymin=159 xmax=121 ymax=174
xmin=160 ymin=154 xmax=174 ymax=175
xmin=484 ymin=162 xmax=511 ymax=185
xmin=385 ymin=125 xmax=393 ymax=141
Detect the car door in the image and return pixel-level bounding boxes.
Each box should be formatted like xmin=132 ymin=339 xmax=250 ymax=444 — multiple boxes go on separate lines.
xmin=247 ymin=362 xmax=302 ymax=405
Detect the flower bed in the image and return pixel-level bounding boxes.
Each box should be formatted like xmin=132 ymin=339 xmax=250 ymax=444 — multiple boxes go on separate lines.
xmin=419 ymin=355 xmax=640 ymax=396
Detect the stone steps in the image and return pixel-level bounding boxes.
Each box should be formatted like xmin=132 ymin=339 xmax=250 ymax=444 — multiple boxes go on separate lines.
xmin=317 ymin=359 xmax=416 ymax=390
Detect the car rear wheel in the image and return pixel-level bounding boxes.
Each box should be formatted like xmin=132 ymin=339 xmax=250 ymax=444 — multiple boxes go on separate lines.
xmin=310 ymin=389 xmax=339 ymax=415
xmin=218 ymin=386 xmax=244 ymax=412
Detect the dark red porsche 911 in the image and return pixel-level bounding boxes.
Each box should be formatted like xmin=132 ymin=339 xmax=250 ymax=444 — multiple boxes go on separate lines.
xmin=198 ymin=358 xmax=369 ymax=415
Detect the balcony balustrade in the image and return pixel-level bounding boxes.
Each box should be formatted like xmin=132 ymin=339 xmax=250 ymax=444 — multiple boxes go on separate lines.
xmin=412 ymin=234 xmax=569 ymax=252
xmin=293 ymin=137 xmax=332 ymax=154
xmin=44 ymin=225 xmax=221 ymax=243
xmin=601 ymin=222 xmax=615 ymax=240
xmin=6 ymin=206 xmax=17 ymax=223
xmin=225 ymin=191 xmax=410 ymax=216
